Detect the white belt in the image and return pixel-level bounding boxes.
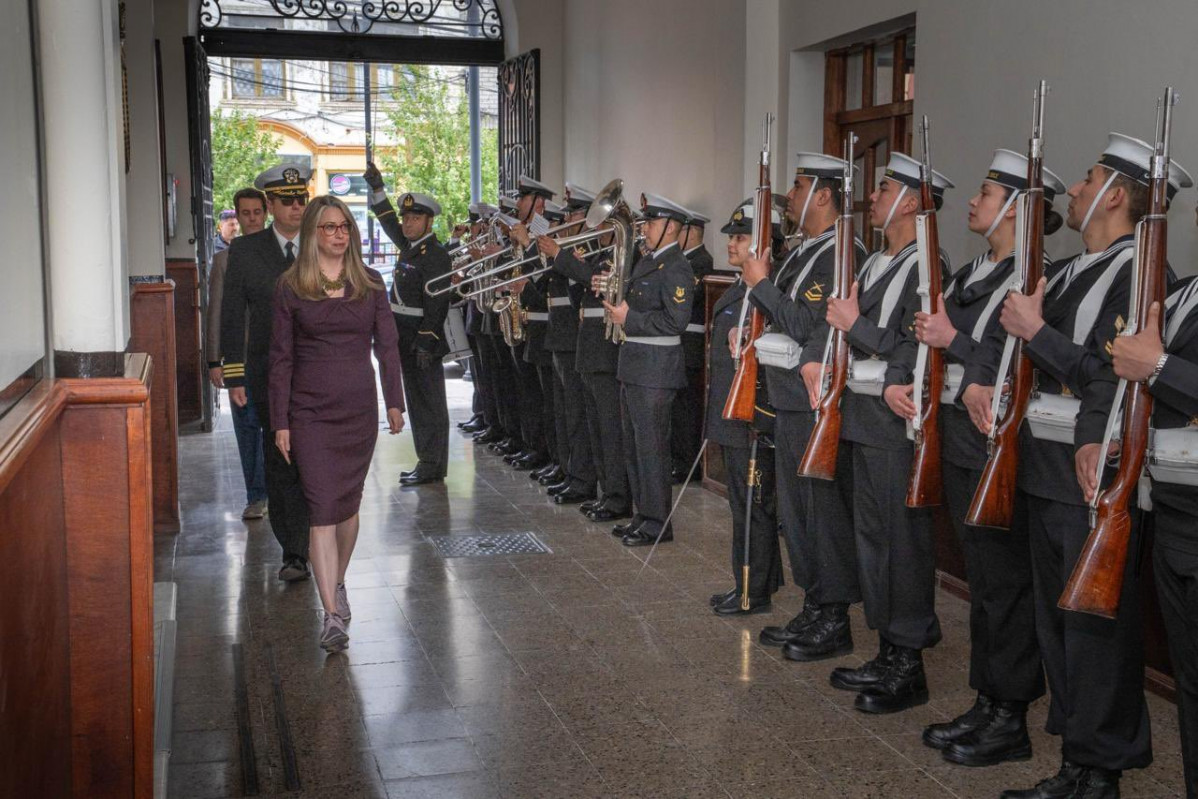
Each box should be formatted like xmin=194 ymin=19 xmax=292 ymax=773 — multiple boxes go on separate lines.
xmin=581 ymin=308 xmax=605 ymax=318
xmin=526 ymin=311 xmax=549 ymax=322
xmin=1148 ymin=426 xmax=1198 ymax=486
xmin=847 ymin=358 xmax=887 ymax=397
xmin=939 ymin=363 xmax=965 ymax=405
xmin=1026 ymin=393 xmax=1079 ymax=444
xmin=390 ymin=303 xmax=424 ymax=317
xmin=549 ymin=297 xmax=572 ymax=308
xmin=624 ymin=335 xmax=681 ymax=346
xmin=684 ymin=323 xmax=704 ymax=334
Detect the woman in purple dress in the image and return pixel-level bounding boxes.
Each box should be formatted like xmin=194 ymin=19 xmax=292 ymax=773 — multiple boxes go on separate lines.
xmin=270 ymin=195 xmax=405 ymax=653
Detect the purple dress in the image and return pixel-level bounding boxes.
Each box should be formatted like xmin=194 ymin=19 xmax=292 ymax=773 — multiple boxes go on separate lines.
xmin=269 ymin=269 xmax=404 ymax=525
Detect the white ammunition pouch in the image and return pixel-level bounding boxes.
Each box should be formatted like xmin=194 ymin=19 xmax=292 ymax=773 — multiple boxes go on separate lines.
xmin=940 ymin=363 xmax=964 ymax=405
xmin=847 ymin=358 xmax=887 ymax=397
xmin=1026 ymin=393 xmax=1080 ymax=444
xmin=755 ymin=333 xmax=801 ymax=370
xmin=1148 ymin=426 xmax=1198 ymax=487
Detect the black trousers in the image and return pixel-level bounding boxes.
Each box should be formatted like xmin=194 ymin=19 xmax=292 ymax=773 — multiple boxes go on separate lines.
xmin=670 ymin=367 xmax=704 ymax=472
xmin=774 ymin=410 xmax=813 ymax=591
xmin=467 ymin=333 xmax=497 ymax=427
xmin=397 ymin=334 xmax=449 ymax=477
xmin=1020 ymin=491 xmax=1151 ymax=770
xmin=942 ymin=460 xmax=1044 ymax=702
xmin=509 ymin=343 xmax=544 ymax=454
xmin=723 ymin=441 xmax=783 ymax=598
xmin=580 ymin=371 xmax=628 ymax=511
xmin=257 ymin=397 xmax=310 ymax=563
xmin=536 ymin=361 xmax=558 ymax=463
xmin=620 ymin=382 xmax=676 ymax=535
xmin=1153 ymin=509 xmax=1198 ymax=799
xmin=850 ymin=441 xmax=942 ymax=651
xmin=479 ymin=333 xmax=518 ymax=440
xmin=553 ymin=352 xmax=596 ymax=491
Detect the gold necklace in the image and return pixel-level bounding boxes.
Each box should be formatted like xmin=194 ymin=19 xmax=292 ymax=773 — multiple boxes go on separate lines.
xmin=319 ymin=269 xmax=347 ymax=292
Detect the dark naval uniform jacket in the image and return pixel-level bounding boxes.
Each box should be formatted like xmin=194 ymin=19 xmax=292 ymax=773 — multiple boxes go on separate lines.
xmin=220 ymin=225 xmax=295 ymax=413
xmin=520 ymin=265 xmax=554 ymax=366
xmin=551 ymin=244 xmax=620 ymax=374
xmin=543 ymin=263 xmax=585 ymax=354
xmin=706 ymin=279 xmax=754 ymax=448
xmin=681 ymin=245 xmax=715 ymax=369
xmin=751 ymin=226 xmax=867 ymax=412
xmin=371 ymin=196 xmax=452 ymax=357
xmin=618 ymin=242 xmax=695 ymax=389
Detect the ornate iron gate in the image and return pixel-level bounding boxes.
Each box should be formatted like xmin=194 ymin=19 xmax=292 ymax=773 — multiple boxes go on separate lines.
xmin=498 ymin=50 xmax=540 ymax=194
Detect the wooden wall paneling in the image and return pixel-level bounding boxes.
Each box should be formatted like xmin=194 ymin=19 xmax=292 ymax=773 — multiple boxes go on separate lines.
xmin=165 ymin=259 xmax=202 ymax=425
xmin=129 ymin=281 xmax=180 ymax=533
xmin=823 ymin=53 xmax=845 ymax=156
xmin=0 ymin=386 xmax=72 ymax=799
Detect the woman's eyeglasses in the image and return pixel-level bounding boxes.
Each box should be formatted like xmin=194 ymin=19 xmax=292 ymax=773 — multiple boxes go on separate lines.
xmin=318 ymin=222 xmax=351 ymax=237
xmin=278 ymin=195 xmax=308 ymax=207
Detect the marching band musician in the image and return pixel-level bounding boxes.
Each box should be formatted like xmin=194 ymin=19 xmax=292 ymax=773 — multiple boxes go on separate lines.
xmin=705 ymin=201 xmax=784 ymax=614
xmin=535 ymin=186 xmax=599 ymax=504
xmin=363 ymin=163 xmax=452 ymax=486
xmin=915 ymin=150 xmax=1066 ymax=767
xmin=477 ymin=195 xmax=527 ymax=458
xmin=995 ymin=135 xmax=1191 ymax=799
xmin=808 ymin=152 xmax=953 ymax=715
xmin=743 ymin=153 xmax=867 ymax=659
xmin=672 ymin=210 xmax=714 ymax=483
xmin=456 ymin=204 xmax=492 ymax=436
xmin=597 ymin=194 xmax=695 ymax=547
xmin=540 ymin=195 xmax=632 ymax=524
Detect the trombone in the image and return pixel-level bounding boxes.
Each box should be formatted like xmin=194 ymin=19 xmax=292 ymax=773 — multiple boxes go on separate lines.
xmin=456 ymin=227 xmax=617 ymax=299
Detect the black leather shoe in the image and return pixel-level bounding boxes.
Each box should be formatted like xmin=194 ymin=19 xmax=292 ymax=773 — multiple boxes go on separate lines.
xmin=759 ymin=597 xmax=822 ymax=647
xmin=710 ymin=587 xmax=737 ymax=607
xmin=400 ymin=468 xmax=443 ymax=486
xmin=830 ymin=637 xmax=896 ymax=692
xmin=1068 ymin=768 xmax=1120 ymax=799
xmin=496 ymin=439 xmax=524 ymax=455
xmin=943 ymin=700 xmax=1031 ymax=767
xmin=580 ymin=498 xmax=602 ymax=513
xmin=671 ymin=466 xmax=688 ymax=484
xmin=538 ymin=467 xmax=566 ymax=485
xmin=531 ymin=462 xmax=558 ymax=479
xmin=554 ymin=487 xmax=596 ymax=505
xmin=399 ymin=467 xmax=419 ymax=479
xmin=458 ymin=414 xmax=485 ymax=431
xmin=588 ymin=504 xmax=631 ymax=522
xmin=487 ymin=436 xmax=512 ymax=452
xmin=999 ymin=759 xmax=1087 ymax=799
xmin=854 ymin=646 xmax=929 ymax=714
xmin=473 ymin=427 xmax=499 ymax=443
xmin=547 ymin=480 xmax=572 ymax=496
xmin=923 ymin=693 xmax=993 ymax=750
xmin=611 ymin=516 xmax=643 ymax=536
xmin=512 ymin=453 xmax=548 ymax=471
xmin=782 ymin=603 xmax=853 ymax=661
xmin=713 ymin=593 xmax=771 ymax=615
xmin=622 ymin=526 xmax=672 ymax=547
xmin=503 ymin=449 xmax=528 ymax=465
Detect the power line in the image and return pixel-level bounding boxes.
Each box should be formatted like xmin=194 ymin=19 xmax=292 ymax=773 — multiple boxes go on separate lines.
xmin=209 ymin=67 xmax=499 ymax=103
xmin=211 ymin=58 xmax=498 ymax=93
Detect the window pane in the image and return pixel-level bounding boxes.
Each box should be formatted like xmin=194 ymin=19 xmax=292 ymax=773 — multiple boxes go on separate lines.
xmin=231 ymin=58 xmax=256 ymax=97
xmin=375 ymin=64 xmax=393 ymax=94
xmin=330 ymin=62 xmax=350 ymax=101
xmin=874 ymin=46 xmax=894 ymax=106
xmin=903 ymin=36 xmax=916 ymax=101
xmin=260 ymin=60 xmax=283 ymax=98
xmin=845 ymin=51 xmax=863 ymax=111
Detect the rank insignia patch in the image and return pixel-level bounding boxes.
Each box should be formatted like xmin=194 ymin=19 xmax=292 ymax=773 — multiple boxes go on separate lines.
xmin=574 ymin=247 xmax=586 ymax=259
xmin=674 ymin=286 xmax=687 ymax=303
xmin=804 ymin=282 xmax=825 ymax=302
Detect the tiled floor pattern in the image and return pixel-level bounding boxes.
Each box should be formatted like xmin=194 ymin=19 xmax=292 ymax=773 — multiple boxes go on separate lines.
xmin=160 ymin=377 xmax=1187 ymax=798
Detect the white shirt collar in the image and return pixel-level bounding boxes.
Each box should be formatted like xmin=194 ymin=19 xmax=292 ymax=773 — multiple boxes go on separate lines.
xmin=684 ymin=244 xmax=703 ymax=256
xmin=410 ymin=231 xmax=434 ymax=248
xmin=654 ymin=241 xmax=680 ymax=259
xmin=274 ymin=226 xmax=299 ymax=254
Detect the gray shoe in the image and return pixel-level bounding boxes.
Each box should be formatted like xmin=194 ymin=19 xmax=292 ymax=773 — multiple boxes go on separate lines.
xmin=241 ymin=500 xmax=268 ymax=520
xmin=278 ymin=558 xmax=310 ymax=582
xmin=336 ymin=583 xmax=351 ymax=622
xmin=320 ymin=612 xmax=349 ymax=653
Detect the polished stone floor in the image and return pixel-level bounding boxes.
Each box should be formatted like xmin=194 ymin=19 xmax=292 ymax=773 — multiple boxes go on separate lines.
xmin=160 ymin=375 xmax=1187 ymax=798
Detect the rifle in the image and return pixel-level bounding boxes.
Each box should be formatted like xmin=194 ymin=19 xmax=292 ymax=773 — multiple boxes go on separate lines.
xmin=907 ymin=116 xmax=945 ymax=507
xmin=966 ymin=82 xmax=1049 ymax=529
xmin=797 ymin=134 xmax=857 ymax=480
xmin=724 ymin=113 xmax=775 ymax=421
xmin=1059 ymin=87 xmax=1177 ymax=618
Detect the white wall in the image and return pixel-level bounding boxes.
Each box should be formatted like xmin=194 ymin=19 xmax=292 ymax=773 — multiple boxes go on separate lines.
xmin=156 ymin=0 xmax=199 ymax=261
xmin=561 ymin=0 xmax=747 ymax=267
xmin=126 ymin=0 xmax=167 ymax=276
xmin=504 ymin=0 xmax=565 ymax=194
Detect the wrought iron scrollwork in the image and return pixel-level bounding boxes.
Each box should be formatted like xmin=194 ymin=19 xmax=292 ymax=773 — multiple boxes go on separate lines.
xmin=199 ymin=0 xmax=503 ymax=39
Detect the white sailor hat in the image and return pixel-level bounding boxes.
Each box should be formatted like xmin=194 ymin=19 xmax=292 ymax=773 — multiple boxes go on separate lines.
xmin=639 ymin=192 xmax=690 ymax=223
xmin=680 ymin=206 xmax=711 ymax=227
xmin=884 ymin=152 xmax=955 ymax=201
xmin=564 ymin=182 xmax=597 ymax=210
xmin=473 ymin=203 xmax=498 ymax=220
xmin=499 ymin=196 xmax=519 ymax=212
xmin=254 ymin=163 xmax=312 ymax=197
xmin=1097 ymin=132 xmax=1193 ymax=199
xmin=720 ymin=198 xmax=782 ymax=236
xmin=517 ymin=175 xmax=556 ymax=199
xmin=985 ymin=149 xmax=1067 ymax=201
xmin=542 ymin=200 xmax=567 ymax=222
xmin=397 ymin=192 xmax=441 ymax=217
xmin=794 ymin=152 xmax=858 ymax=182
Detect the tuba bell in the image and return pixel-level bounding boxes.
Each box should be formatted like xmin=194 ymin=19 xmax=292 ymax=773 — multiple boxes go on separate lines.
xmin=588 ymin=179 xmax=637 ymax=343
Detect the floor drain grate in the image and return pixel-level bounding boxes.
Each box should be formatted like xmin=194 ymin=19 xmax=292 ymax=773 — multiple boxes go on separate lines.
xmin=431 ymin=532 xmax=551 ymax=558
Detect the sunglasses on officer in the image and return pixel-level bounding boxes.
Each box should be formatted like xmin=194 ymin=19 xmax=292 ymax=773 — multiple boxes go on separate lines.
xmin=274 ymin=194 xmax=308 ymax=207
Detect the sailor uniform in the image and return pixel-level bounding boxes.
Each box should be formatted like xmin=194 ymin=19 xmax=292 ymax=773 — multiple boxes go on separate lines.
xmin=517 ymin=264 xmax=555 ymax=464
xmin=671 ymin=243 xmax=714 ymax=475
xmin=220 ymin=225 xmax=310 ymax=562
xmin=618 ymin=238 xmax=695 ymax=539
xmin=545 ymin=251 xmax=597 ymax=494
xmin=551 ymin=244 xmax=629 ymax=514
xmin=751 ymin=225 xmax=865 ymax=608
xmin=708 ymin=278 xmax=783 ymax=599
xmin=370 ymin=193 xmax=453 ymax=478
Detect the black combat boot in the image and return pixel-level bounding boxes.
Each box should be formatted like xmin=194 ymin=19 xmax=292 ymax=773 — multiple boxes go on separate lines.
xmin=999 ymin=758 xmax=1086 ymax=799
xmin=922 ymin=693 xmax=993 ymax=750
xmin=782 ymin=603 xmax=852 ymax=661
xmin=758 ymin=595 xmax=821 ymax=647
xmin=1068 ymin=767 xmax=1120 ymax=799
xmin=942 ymin=700 xmax=1032 ymax=766
xmin=854 ymin=646 xmax=929 ymax=714
xmin=829 ymin=636 xmax=895 ymax=692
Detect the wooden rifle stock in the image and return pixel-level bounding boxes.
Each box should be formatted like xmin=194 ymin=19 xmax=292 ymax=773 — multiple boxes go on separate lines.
xmin=907 ymin=118 xmax=945 ymax=507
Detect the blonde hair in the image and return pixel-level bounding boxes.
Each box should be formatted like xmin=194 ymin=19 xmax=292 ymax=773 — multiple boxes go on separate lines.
xmin=281 ymin=195 xmax=383 ymax=301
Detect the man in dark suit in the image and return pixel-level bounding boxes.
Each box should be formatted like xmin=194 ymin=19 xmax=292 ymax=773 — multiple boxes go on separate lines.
xmin=221 ymin=164 xmax=312 ymax=581
xmin=364 ymin=163 xmax=453 ymax=486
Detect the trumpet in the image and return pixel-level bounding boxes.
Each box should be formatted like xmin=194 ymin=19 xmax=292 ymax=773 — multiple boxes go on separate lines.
xmin=455 ymin=227 xmax=615 ymax=298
